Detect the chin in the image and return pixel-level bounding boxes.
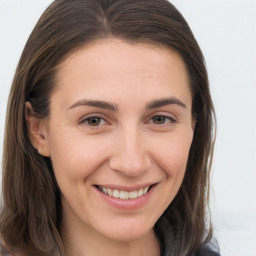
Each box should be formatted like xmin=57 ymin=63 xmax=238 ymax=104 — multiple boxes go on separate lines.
xmin=97 ymin=221 xmax=156 ymax=243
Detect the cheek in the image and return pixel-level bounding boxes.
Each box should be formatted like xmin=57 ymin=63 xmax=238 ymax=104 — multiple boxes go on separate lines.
xmin=48 ymin=130 xmax=111 ymax=181
xmin=149 ymin=133 xmax=193 ymax=213
xmin=153 ymin=133 xmax=193 ymax=177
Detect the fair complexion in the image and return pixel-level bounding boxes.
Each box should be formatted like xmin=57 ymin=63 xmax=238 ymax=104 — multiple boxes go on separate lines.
xmin=26 ymin=39 xmax=194 ymax=256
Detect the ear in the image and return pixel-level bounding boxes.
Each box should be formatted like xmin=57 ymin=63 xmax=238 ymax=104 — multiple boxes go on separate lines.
xmin=25 ymin=102 xmax=50 ymax=157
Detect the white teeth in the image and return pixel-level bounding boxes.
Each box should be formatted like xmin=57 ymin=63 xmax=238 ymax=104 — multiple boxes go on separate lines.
xmin=107 ymin=188 xmax=113 ymax=196
xmin=138 ymin=188 xmax=144 ymax=197
xmin=112 ymin=190 xmax=119 ymax=198
xmin=143 ymin=187 xmax=149 ymax=194
xmin=119 ymin=191 xmax=129 ymax=200
xmin=98 ymin=186 xmax=150 ymax=200
xmin=129 ymin=190 xmax=138 ymax=199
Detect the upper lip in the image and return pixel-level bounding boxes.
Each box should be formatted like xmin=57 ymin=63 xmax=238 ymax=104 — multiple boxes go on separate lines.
xmin=95 ymin=183 xmax=156 ymax=191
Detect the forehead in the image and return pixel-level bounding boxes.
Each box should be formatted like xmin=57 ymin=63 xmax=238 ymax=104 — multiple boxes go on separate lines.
xmin=57 ymin=39 xmax=189 ymax=79
xmin=53 ymin=39 xmax=191 ymax=107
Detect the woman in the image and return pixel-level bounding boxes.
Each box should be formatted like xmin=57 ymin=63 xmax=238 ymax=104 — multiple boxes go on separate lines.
xmin=0 ymin=0 xmax=219 ymax=255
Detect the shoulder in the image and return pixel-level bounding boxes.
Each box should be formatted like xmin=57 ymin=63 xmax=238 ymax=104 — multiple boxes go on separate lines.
xmin=196 ymin=247 xmax=221 ymax=256
xmin=196 ymin=238 xmax=221 ymax=256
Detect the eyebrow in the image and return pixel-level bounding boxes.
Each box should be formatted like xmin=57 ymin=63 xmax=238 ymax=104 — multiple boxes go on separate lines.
xmin=68 ymin=96 xmax=186 ymax=112
xmin=146 ymin=97 xmax=187 ymax=109
xmin=68 ymin=99 xmax=118 ymax=112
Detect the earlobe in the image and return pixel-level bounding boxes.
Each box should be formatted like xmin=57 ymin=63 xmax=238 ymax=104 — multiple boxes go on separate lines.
xmin=25 ymin=102 xmax=50 ymax=157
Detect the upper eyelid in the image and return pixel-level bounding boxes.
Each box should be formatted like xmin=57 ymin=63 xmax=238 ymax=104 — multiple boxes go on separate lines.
xmin=78 ymin=113 xmax=108 ymax=122
xmin=145 ymin=111 xmax=177 ymax=121
xmin=147 ymin=115 xmax=176 ymax=124
xmin=82 ymin=112 xmax=106 ymax=116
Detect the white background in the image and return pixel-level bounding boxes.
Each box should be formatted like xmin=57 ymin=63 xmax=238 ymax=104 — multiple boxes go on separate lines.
xmin=0 ymin=0 xmax=256 ymax=255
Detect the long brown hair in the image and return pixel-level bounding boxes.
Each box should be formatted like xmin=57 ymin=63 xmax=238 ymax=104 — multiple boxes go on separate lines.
xmin=0 ymin=0 xmax=216 ymax=255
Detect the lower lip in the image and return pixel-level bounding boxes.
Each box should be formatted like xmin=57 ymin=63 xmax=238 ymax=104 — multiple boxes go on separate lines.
xmin=94 ymin=185 xmax=156 ymax=211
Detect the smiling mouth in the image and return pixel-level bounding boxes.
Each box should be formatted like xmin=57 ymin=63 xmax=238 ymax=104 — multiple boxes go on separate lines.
xmin=96 ymin=185 xmax=153 ymax=200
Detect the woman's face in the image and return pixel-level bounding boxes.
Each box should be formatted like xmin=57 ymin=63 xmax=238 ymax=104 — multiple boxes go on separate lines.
xmin=40 ymin=40 xmax=194 ymax=243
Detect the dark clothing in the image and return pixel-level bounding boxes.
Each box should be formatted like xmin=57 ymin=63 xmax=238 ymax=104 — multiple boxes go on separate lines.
xmin=196 ymin=246 xmax=221 ymax=256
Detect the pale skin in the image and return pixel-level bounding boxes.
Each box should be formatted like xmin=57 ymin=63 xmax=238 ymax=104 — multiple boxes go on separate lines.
xmin=26 ymin=39 xmax=194 ymax=256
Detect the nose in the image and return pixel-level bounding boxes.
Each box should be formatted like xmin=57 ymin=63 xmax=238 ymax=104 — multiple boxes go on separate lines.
xmin=109 ymin=126 xmax=152 ymax=177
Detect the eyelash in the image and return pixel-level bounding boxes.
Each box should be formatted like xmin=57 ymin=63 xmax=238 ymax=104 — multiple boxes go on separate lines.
xmin=147 ymin=115 xmax=176 ymax=125
xmin=79 ymin=114 xmax=176 ymax=128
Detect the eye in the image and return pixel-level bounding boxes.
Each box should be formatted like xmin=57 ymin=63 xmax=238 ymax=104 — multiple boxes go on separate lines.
xmin=149 ymin=115 xmax=176 ymax=125
xmin=80 ymin=116 xmax=106 ymax=127
xmin=152 ymin=116 xmax=167 ymax=124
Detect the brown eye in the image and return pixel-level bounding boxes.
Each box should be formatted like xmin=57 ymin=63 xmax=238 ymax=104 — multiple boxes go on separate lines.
xmin=85 ymin=117 xmax=103 ymax=126
xmin=151 ymin=115 xmax=175 ymax=125
xmin=152 ymin=116 xmax=167 ymax=124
